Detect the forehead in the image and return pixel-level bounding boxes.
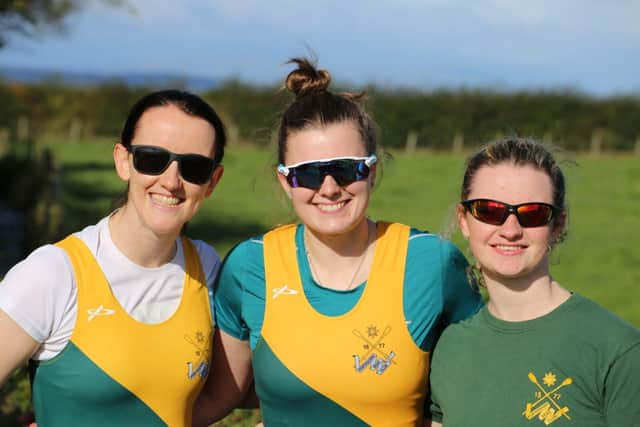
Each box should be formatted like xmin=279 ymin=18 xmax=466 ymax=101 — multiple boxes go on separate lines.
xmin=285 ymin=121 xmax=366 ymax=164
xmin=468 ymin=163 xmax=554 ymax=204
xmin=134 ymin=104 xmax=216 ymax=154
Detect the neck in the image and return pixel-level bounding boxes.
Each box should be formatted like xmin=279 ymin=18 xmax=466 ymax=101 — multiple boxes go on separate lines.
xmin=484 ymin=271 xmax=570 ymax=321
xmin=304 ymin=219 xmax=374 ymax=291
xmin=108 ymin=208 xmax=178 ymax=267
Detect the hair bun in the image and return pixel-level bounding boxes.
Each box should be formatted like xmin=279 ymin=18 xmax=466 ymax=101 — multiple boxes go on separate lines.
xmin=285 ymin=58 xmax=331 ymax=98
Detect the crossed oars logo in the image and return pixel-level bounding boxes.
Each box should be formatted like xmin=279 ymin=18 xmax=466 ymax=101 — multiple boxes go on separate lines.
xmin=185 ymin=331 xmax=210 ymax=361
xmin=524 ymin=372 xmax=572 ymax=422
xmin=352 ymin=325 xmax=396 ymax=364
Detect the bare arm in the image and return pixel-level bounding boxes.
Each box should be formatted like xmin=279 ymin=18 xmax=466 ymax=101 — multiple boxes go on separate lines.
xmin=193 ymin=329 xmax=254 ymax=427
xmin=0 ymin=309 xmax=39 ymax=386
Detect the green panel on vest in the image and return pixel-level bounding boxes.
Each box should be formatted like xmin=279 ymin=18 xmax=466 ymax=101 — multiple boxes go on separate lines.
xmin=253 ymin=338 xmax=369 ymax=427
xmin=31 ymin=342 xmax=166 ymax=426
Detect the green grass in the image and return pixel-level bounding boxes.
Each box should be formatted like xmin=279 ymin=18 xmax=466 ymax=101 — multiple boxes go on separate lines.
xmin=2 ymin=141 xmax=635 ymax=427
xmin=46 ymin=141 xmax=639 ymax=327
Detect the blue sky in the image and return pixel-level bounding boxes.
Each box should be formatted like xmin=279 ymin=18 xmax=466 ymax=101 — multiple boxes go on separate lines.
xmin=1 ymin=0 xmax=639 ymax=96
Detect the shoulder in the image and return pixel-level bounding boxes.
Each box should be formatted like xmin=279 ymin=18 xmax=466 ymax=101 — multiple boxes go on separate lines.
xmin=217 ymin=235 xmax=266 ymax=291
xmin=3 ymin=243 xmax=73 ymax=281
xmin=189 ymin=238 xmax=222 ymax=268
xmin=407 ymin=228 xmax=465 ymax=261
xmin=568 ymin=294 xmax=640 ymax=347
xmin=223 ymin=235 xmax=265 ymax=266
xmin=433 ymin=310 xmax=484 ymax=355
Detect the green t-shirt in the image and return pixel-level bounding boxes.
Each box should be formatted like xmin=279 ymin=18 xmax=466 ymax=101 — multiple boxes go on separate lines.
xmin=429 ymin=293 xmax=640 ymax=427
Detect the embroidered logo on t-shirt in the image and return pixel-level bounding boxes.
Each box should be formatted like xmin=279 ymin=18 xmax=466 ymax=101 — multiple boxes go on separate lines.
xmin=185 ymin=330 xmax=210 ymax=380
xmin=352 ymin=324 xmax=396 ymax=375
xmin=522 ymin=371 xmax=573 ymax=425
xmin=87 ymin=305 xmax=115 ymax=321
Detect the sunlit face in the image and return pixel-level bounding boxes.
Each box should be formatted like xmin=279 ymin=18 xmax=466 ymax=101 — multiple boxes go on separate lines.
xmin=458 ymin=163 xmax=564 ymax=285
xmin=114 ymin=104 xmax=223 ymax=238
xmin=277 ymin=121 xmax=375 ymax=237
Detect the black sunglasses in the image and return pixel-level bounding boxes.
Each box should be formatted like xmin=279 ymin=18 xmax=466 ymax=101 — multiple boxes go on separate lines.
xmin=277 ymin=155 xmax=377 ymax=190
xmin=128 ymin=145 xmax=217 ymax=185
xmin=461 ymin=199 xmax=559 ymax=228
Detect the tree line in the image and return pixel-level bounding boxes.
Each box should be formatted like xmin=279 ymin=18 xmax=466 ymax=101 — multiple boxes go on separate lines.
xmin=1 ymin=79 xmax=639 ymax=152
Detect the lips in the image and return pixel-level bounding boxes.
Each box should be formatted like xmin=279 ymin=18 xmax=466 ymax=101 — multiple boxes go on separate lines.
xmin=151 ymin=193 xmax=182 ymax=206
xmin=491 ymin=243 xmax=527 ymax=255
xmin=316 ymin=200 xmax=347 ymax=212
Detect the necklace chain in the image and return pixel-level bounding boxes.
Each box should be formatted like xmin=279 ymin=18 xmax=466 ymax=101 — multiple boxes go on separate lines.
xmin=305 ymin=222 xmax=372 ymax=291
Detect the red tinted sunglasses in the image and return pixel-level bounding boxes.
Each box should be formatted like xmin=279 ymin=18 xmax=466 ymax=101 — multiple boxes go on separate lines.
xmin=461 ymin=199 xmax=559 ymax=228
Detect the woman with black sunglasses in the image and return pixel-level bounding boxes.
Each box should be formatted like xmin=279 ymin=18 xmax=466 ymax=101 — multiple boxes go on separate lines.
xmin=428 ymin=138 xmax=640 ymax=426
xmin=0 ymin=89 xmax=225 ymax=426
xmin=194 ymin=58 xmax=482 ymax=427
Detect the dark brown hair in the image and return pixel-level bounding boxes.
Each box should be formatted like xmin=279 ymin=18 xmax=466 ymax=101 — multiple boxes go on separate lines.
xmin=276 ymin=58 xmax=377 ymax=164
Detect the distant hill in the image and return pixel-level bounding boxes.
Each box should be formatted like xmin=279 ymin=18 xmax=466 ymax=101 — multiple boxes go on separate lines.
xmin=0 ymin=66 xmax=220 ymax=91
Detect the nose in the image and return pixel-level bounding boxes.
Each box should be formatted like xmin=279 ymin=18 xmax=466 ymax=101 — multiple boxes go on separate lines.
xmin=317 ymin=174 xmax=342 ymax=198
xmin=159 ymin=160 xmax=182 ymax=189
xmin=499 ymin=213 xmax=523 ymax=239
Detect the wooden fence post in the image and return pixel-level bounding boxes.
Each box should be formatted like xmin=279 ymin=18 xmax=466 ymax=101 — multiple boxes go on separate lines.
xmin=590 ymin=128 xmax=603 ymax=155
xmin=17 ymin=116 xmax=30 ymax=142
xmin=452 ymin=132 xmax=463 ymax=154
xmin=405 ymin=131 xmax=417 ymax=153
xmin=69 ymin=118 xmax=83 ymax=143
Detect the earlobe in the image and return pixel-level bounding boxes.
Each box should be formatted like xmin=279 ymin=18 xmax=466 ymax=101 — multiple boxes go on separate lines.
xmin=457 ymin=204 xmax=470 ymax=239
xmin=204 ymin=165 xmax=224 ymax=197
xmin=113 ymin=143 xmax=131 ymax=181
xmin=276 ymin=169 xmax=292 ymax=198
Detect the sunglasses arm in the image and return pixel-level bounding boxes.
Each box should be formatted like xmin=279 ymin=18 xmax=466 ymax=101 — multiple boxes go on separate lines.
xmin=365 ymin=154 xmax=378 ymax=167
xmin=277 ymin=164 xmax=290 ymax=177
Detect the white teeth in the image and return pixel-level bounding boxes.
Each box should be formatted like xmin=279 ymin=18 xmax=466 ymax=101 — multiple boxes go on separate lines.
xmin=495 ymin=245 xmax=522 ymax=251
xmin=151 ymin=194 xmax=181 ymax=206
xmin=317 ymin=201 xmax=346 ymax=212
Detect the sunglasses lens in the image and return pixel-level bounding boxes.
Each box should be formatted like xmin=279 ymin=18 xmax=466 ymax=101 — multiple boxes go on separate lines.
xmin=288 ymin=159 xmax=370 ymax=189
xmin=131 ymin=145 xmax=215 ymax=185
xmin=132 ymin=146 xmax=170 ymax=175
xmin=517 ymin=204 xmax=554 ymax=227
xmin=470 ymin=200 xmax=508 ymax=225
xmin=330 ymin=159 xmax=370 ymax=186
xmin=179 ymin=155 xmax=215 ymax=184
xmin=287 ymin=164 xmax=322 ymax=189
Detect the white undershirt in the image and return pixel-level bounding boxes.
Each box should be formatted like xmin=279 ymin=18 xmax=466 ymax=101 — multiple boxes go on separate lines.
xmin=0 ymin=216 xmax=221 ymax=360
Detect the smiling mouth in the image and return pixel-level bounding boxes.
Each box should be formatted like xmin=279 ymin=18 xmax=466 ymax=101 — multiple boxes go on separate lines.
xmin=151 ymin=194 xmax=182 ymax=206
xmin=316 ymin=200 xmax=347 ymax=212
xmin=492 ymin=244 xmax=527 ymax=252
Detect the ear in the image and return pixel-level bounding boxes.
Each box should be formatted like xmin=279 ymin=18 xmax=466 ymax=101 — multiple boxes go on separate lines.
xmin=276 ymin=169 xmax=293 ymax=199
xmin=457 ymin=203 xmax=470 ymax=239
xmin=204 ymin=165 xmax=224 ymax=198
xmin=551 ymin=210 xmax=567 ymax=244
xmin=369 ymin=163 xmax=377 ymax=188
xmin=114 ymin=143 xmax=131 ymax=182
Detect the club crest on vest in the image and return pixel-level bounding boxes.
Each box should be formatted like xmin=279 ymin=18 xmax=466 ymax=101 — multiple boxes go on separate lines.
xmin=185 ymin=330 xmax=210 ymax=380
xmin=352 ymin=324 xmax=397 ymax=375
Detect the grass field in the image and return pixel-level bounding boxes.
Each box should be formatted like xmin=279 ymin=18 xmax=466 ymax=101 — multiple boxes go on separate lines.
xmin=1 ymin=141 xmax=636 ymax=427
xmin=48 ymin=141 xmax=639 ymax=326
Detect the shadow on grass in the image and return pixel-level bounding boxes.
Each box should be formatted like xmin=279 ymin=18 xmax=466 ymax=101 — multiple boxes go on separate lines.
xmin=58 ymin=162 xmax=267 ymax=251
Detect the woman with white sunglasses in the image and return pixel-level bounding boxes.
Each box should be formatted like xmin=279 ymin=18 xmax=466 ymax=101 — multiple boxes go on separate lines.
xmin=0 ymin=90 xmax=225 ymax=426
xmin=194 ymin=58 xmax=482 ymax=427
xmin=428 ymin=138 xmax=640 ymax=426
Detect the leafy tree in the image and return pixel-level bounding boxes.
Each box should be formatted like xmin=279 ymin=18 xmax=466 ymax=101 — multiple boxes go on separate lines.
xmin=0 ymin=0 xmax=126 ymax=48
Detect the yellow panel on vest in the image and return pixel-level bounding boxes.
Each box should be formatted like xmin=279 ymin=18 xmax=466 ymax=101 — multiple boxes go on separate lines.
xmin=56 ymin=236 xmax=213 ymax=427
xmin=263 ymin=222 xmax=429 ymax=426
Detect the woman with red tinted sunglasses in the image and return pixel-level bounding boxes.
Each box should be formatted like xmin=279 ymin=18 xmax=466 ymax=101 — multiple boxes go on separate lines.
xmin=194 ymin=58 xmax=482 ymax=427
xmin=0 ymin=90 xmax=225 ymax=426
xmin=428 ymin=138 xmax=640 ymax=426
